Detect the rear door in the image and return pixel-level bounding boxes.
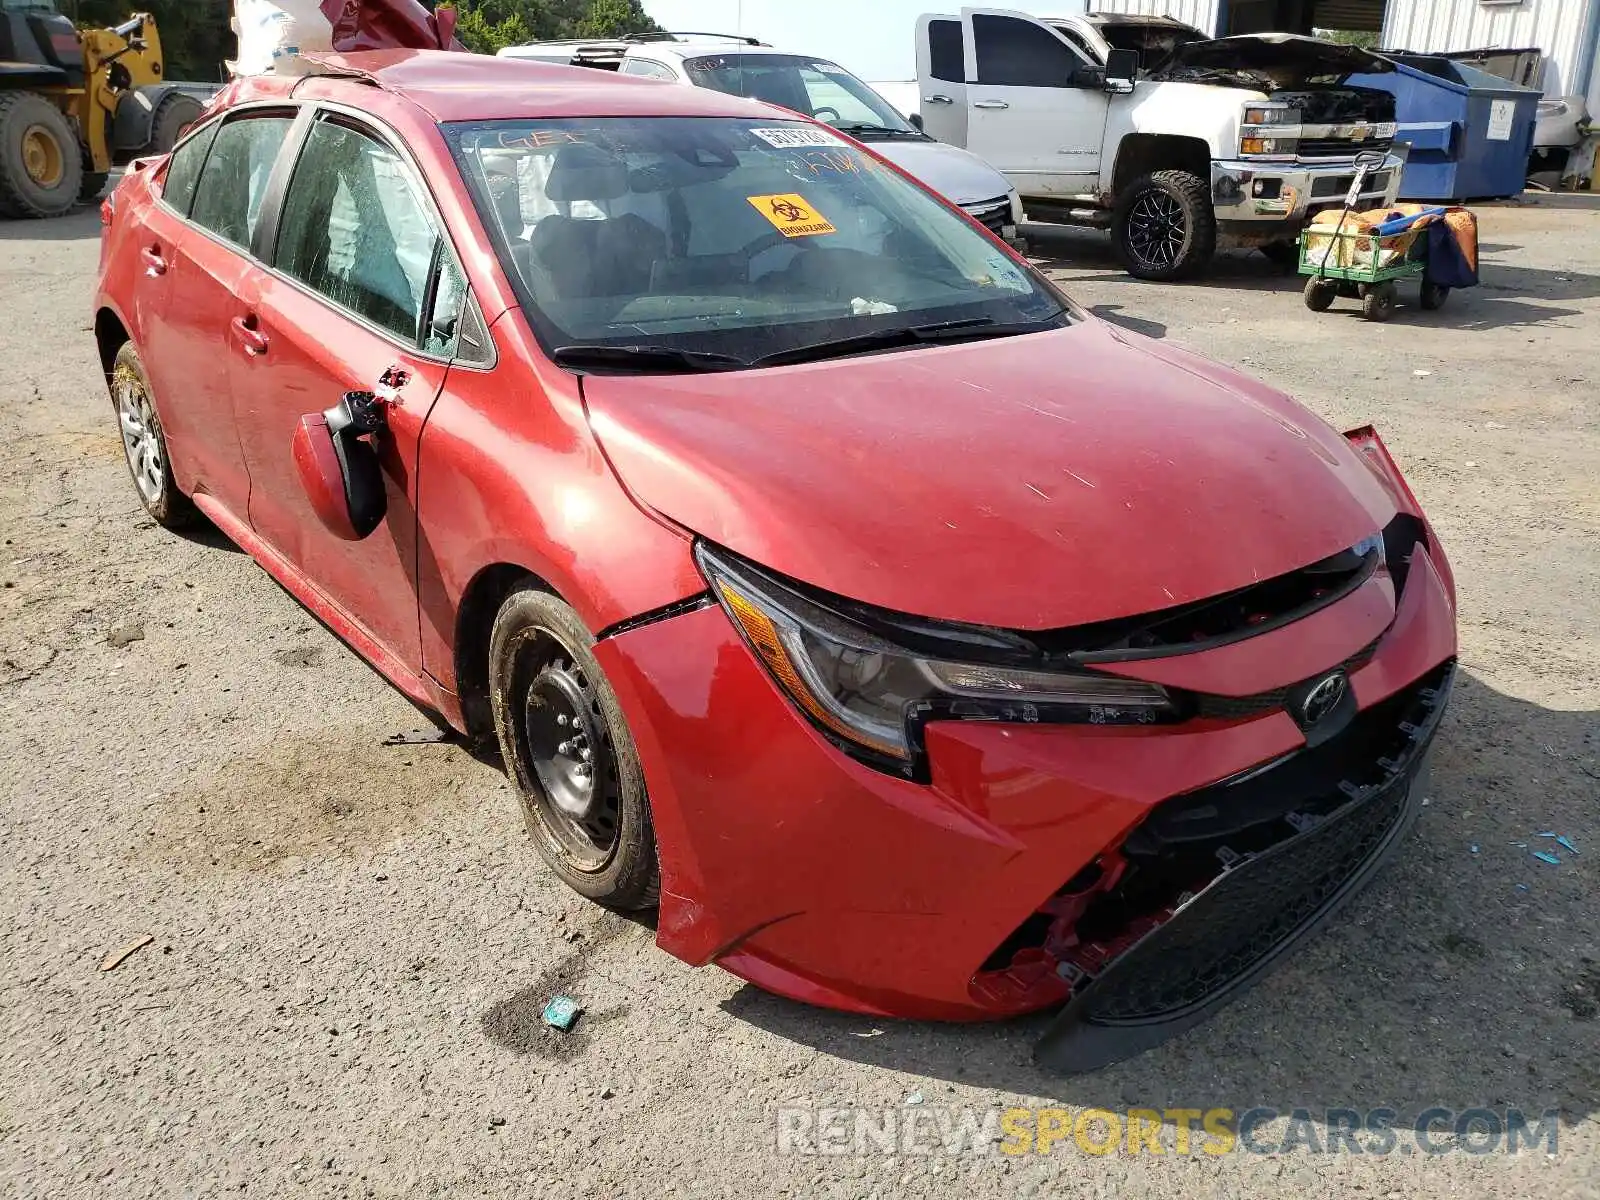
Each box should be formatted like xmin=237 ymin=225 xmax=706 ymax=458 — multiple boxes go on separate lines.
xmin=231 ymin=109 xmax=465 ymax=675
xmin=960 ymin=7 xmax=1109 ymax=195
xmin=915 ymin=14 xmax=970 ymax=146
xmin=139 ymin=109 xmax=296 ymax=522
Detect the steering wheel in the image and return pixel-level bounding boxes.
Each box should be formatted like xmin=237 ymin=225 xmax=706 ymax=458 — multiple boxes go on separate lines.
xmin=736 ymin=230 xmax=800 ymax=263
xmin=811 ymin=107 xmax=842 ymax=124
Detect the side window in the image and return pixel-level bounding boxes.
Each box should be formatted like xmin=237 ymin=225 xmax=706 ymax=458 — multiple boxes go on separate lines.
xmin=972 ymin=14 xmax=1083 ymax=87
xmin=422 ymin=251 xmax=467 ymax=358
xmin=928 ymin=18 xmax=965 ymax=83
xmin=275 ymin=118 xmax=441 ymax=344
xmin=160 ymin=120 xmax=220 ymax=217
xmin=621 ymin=59 xmax=674 ymax=80
xmin=1057 ymin=26 xmax=1098 ymax=62
xmin=189 ymin=114 xmax=294 ymax=249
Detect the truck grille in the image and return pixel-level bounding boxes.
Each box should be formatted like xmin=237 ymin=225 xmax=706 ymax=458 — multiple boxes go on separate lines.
xmin=1300 ymin=135 xmax=1395 ymax=159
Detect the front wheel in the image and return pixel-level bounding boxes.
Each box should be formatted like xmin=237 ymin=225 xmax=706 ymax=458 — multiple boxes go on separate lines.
xmin=488 ymin=587 xmax=659 ymax=910
xmin=0 ymin=91 xmax=84 ymax=218
xmin=1112 ymin=170 xmax=1217 ymax=281
xmin=1303 ymin=277 xmax=1337 ymax=312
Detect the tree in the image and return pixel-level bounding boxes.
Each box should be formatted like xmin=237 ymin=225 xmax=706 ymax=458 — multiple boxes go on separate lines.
xmin=443 ymin=0 xmax=661 ymax=52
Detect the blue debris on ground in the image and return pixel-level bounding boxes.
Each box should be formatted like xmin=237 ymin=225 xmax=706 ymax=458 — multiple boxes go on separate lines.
xmin=541 ymin=995 xmax=583 ymax=1031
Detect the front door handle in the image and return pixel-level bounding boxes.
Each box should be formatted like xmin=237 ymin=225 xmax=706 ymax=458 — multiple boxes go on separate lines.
xmin=231 ymin=314 xmax=269 ymax=357
xmin=923 ymin=93 xmax=955 ymax=104
xmin=140 ymin=245 xmax=167 ymax=276
xmin=973 ymin=99 xmax=1010 ymax=110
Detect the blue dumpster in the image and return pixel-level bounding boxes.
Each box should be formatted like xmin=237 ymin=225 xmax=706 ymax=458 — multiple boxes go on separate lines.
xmin=1346 ymin=56 xmax=1540 ymax=201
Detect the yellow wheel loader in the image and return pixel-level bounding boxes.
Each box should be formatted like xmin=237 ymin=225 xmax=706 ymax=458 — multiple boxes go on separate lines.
xmin=0 ymin=3 xmax=217 ymax=218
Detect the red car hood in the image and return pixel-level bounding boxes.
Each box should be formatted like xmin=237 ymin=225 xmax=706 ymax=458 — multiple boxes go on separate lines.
xmin=583 ymin=321 xmax=1397 ymax=630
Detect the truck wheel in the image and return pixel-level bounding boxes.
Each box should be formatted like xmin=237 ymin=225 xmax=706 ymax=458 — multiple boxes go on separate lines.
xmin=147 ymin=93 xmax=203 ymax=155
xmin=0 ymin=92 xmax=84 ymax=219
xmin=79 ymin=171 xmax=110 ymax=203
xmin=1113 ymin=170 xmax=1217 ymax=281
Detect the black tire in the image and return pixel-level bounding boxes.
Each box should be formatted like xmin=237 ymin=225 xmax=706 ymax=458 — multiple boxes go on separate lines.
xmin=108 ymin=341 xmax=199 ymax=529
xmin=79 ymin=170 xmax=110 ymax=203
xmin=146 ymin=93 xmax=203 ymax=155
xmin=1112 ymin=169 xmax=1217 ymax=281
xmin=1362 ymin=281 xmax=1397 ymax=322
xmin=0 ymin=91 xmax=84 ymax=219
xmin=1419 ymin=281 xmax=1449 ymax=311
xmin=488 ymin=586 xmax=659 ymax=910
xmin=1303 ymin=277 xmax=1337 ymax=312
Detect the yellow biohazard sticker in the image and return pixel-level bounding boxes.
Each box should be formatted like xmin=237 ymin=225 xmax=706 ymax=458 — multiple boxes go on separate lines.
xmin=747 ymin=193 xmax=837 ymax=238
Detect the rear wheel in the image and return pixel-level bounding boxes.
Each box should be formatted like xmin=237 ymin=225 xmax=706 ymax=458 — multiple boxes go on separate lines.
xmin=0 ymin=91 xmax=83 ymax=218
xmin=1419 ymin=281 xmax=1449 ymax=310
xmin=109 ymin=342 xmax=198 ymax=529
xmin=1113 ymin=170 xmax=1217 ymax=281
xmin=488 ymin=587 xmax=659 ymax=911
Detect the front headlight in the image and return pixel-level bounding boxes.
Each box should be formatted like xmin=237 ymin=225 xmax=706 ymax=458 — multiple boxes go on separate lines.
xmin=696 ymin=544 xmax=1176 ymax=775
xmin=1241 ymin=104 xmax=1301 ymax=158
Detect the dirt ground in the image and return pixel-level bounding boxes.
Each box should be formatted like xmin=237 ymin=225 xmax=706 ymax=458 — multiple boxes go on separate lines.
xmin=1 ymin=195 xmax=1596 ymax=1199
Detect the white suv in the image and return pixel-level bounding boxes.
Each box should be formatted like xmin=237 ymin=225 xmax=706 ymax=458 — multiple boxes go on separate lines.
xmin=499 ymin=34 xmax=1024 ymax=243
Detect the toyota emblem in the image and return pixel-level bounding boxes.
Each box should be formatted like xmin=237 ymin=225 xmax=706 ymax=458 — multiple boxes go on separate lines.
xmin=1299 ymin=671 xmax=1348 ymax=726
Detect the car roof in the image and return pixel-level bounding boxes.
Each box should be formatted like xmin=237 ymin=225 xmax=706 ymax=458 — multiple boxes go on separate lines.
xmin=212 ymin=49 xmax=787 ymax=124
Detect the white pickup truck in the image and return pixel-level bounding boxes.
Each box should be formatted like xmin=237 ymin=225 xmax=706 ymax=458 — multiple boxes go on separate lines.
xmin=915 ymin=8 xmax=1407 ymax=279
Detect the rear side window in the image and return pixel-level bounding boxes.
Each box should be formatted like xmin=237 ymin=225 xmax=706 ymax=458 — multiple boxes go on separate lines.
xmin=620 ymin=58 xmax=675 ymax=80
xmin=274 ymin=118 xmax=441 ymax=344
xmin=973 ymin=14 xmax=1081 ymax=87
xmin=161 ymin=120 xmax=219 ymax=217
xmin=928 ymin=18 xmax=965 ymax=83
xmin=189 ymin=114 xmax=294 ymax=250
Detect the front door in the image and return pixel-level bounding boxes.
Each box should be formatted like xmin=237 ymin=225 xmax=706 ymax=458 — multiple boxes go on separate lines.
xmin=960 ymin=8 xmax=1110 ymax=196
xmin=231 ymin=112 xmax=462 ymax=675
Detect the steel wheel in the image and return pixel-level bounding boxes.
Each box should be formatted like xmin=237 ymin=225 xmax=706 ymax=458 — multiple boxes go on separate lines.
xmin=115 ymin=365 xmax=167 ymax=506
xmin=517 ymin=650 xmax=622 ymax=872
xmin=1125 ymin=190 xmax=1186 ymax=272
xmin=21 ymin=124 xmax=63 ymax=188
xmin=489 ymin=587 xmax=660 ymax=909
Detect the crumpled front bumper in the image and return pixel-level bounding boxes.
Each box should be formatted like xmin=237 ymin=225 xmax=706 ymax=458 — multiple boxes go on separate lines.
xmin=593 ymin=532 xmax=1457 ymax=1066
xmin=1212 ymin=151 xmax=1406 ymax=223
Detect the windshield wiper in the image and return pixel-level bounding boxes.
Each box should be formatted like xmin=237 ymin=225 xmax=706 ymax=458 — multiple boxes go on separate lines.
xmin=552 ymin=344 xmax=747 ymax=374
xmin=747 ymin=316 xmax=1060 ymax=369
xmin=833 ymin=122 xmax=924 ymax=138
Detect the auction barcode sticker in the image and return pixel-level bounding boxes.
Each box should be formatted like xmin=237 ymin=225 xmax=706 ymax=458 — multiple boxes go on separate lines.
xmin=750 ymin=126 xmax=844 ymax=148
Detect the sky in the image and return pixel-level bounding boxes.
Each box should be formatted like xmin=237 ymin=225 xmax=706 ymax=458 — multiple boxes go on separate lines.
xmin=641 ymin=0 xmax=938 ymax=82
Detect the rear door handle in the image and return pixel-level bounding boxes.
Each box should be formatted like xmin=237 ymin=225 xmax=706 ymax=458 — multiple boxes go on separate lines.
xmin=231 ymin=314 xmax=269 ymax=357
xmin=924 ymin=94 xmax=955 ymax=104
xmin=140 ymin=245 xmax=167 ymax=276
xmin=973 ymin=100 xmax=1009 ymax=110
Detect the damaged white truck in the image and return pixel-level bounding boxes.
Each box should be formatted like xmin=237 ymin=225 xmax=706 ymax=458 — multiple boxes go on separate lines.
xmin=914 ymin=9 xmax=1406 ymax=279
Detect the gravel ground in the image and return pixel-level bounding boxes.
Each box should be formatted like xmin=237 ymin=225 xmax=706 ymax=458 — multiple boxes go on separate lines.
xmin=1 ymin=196 xmax=1596 ymax=1199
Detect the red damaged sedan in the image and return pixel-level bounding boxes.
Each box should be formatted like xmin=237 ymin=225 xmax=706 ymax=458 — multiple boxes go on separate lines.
xmin=93 ymin=51 xmax=1456 ymax=1072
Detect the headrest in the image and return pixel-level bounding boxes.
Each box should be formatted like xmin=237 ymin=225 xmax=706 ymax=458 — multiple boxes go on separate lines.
xmin=546 ymin=142 xmax=629 ymax=202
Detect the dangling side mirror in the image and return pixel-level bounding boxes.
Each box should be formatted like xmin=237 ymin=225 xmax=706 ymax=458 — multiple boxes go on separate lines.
xmin=291 ymin=391 xmax=389 ymax=541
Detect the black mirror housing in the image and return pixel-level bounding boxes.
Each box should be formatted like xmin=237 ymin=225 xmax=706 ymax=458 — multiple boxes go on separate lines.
xmin=1103 ymin=48 xmax=1139 ymax=91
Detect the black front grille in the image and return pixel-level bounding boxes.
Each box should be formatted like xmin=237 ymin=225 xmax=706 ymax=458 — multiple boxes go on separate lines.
xmin=1084 ymin=776 xmax=1408 ymax=1021
xmin=1310 ymin=169 xmax=1392 ymax=199
xmin=1300 ymin=135 xmax=1395 ymax=158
